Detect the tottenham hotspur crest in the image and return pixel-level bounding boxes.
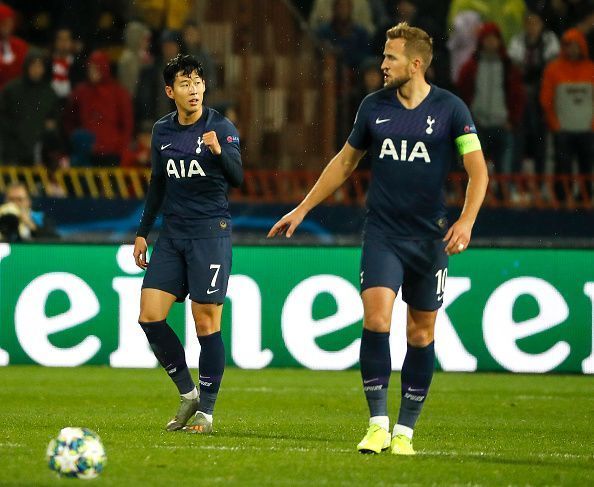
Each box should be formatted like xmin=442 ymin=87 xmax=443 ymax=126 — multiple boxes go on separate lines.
xmin=426 ymin=116 xmax=435 ymax=135
xmin=196 ymin=136 xmax=204 ymax=154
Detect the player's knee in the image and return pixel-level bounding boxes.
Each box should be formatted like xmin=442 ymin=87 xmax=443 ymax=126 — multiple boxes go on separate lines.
xmin=407 ymin=328 xmax=434 ymax=347
xmin=195 ymin=318 xmax=219 ymax=336
xmin=138 ymin=310 xmax=166 ymax=323
xmin=363 ymin=314 xmax=391 ymax=333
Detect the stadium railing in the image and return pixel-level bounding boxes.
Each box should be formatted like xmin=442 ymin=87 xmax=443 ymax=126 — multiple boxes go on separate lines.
xmin=1 ymin=166 xmax=592 ymax=209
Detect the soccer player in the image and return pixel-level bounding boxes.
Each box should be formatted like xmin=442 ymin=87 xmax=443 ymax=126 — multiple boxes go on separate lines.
xmin=133 ymin=54 xmax=243 ymax=434
xmin=268 ymin=23 xmax=488 ymax=455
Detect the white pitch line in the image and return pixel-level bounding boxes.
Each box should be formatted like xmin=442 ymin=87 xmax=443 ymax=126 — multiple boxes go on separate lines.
xmin=151 ymin=444 xmax=593 ymax=461
xmin=0 ymin=442 xmax=24 ymax=448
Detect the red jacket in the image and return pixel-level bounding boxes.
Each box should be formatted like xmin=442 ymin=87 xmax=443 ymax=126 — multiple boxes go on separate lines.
xmin=0 ymin=35 xmax=28 ymax=89
xmin=457 ymin=22 xmax=525 ymax=127
xmin=64 ymin=51 xmax=133 ymax=157
xmin=540 ymin=28 xmax=594 ymax=132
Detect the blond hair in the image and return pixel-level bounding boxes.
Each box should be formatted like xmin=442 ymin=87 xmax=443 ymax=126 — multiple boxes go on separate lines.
xmin=386 ymin=22 xmax=433 ymax=69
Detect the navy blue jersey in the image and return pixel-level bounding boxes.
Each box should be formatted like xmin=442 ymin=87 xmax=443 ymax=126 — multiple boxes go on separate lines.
xmin=348 ymin=85 xmax=477 ymax=239
xmin=137 ymin=107 xmax=243 ymax=239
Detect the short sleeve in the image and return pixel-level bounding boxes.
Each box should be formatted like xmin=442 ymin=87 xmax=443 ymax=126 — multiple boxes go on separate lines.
xmin=347 ymin=95 xmax=374 ymax=150
xmin=450 ymin=96 xmax=482 ymax=155
xmin=450 ymin=96 xmax=477 ymax=139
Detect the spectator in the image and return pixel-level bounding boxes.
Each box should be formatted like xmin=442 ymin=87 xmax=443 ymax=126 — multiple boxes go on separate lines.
xmin=136 ymin=30 xmax=179 ymax=121
xmin=182 ymin=21 xmax=217 ymax=91
xmin=64 ymin=50 xmax=133 ymax=166
xmin=0 ymin=3 xmax=28 ymax=90
xmin=540 ymin=28 xmax=594 ymax=195
xmin=457 ymin=22 xmax=525 ymax=174
xmin=448 ymin=0 xmax=527 ymax=43
xmin=118 ymin=21 xmax=152 ymax=98
xmin=309 ymin=0 xmax=375 ymax=36
xmin=509 ymin=11 xmax=560 ymax=175
xmin=372 ymin=1 xmax=438 ymax=54
xmin=0 ymin=49 xmax=60 ymax=166
xmin=316 ymin=0 xmax=371 ymax=69
xmin=447 ymin=10 xmax=482 ymax=83
xmin=130 ymin=0 xmax=192 ymax=31
xmin=0 ymin=182 xmax=59 ymax=241
xmin=51 ymin=27 xmax=76 ymax=101
xmin=121 ymin=119 xmax=152 ymax=169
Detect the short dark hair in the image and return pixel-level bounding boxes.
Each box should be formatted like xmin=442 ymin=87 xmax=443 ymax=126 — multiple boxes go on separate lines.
xmin=162 ymin=54 xmax=204 ymax=87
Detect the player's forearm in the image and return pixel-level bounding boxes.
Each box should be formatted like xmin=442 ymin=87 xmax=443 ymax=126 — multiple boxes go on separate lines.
xmin=300 ymin=154 xmax=356 ymax=213
xmin=460 ymin=166 xmax=488 ymax=224
xmin=219 ymin=149 xmax=243 ymax=187
xmin=136 ymin=175 xmax=165 ymax=238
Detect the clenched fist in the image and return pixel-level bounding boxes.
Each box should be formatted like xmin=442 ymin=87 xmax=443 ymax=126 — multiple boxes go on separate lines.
xmin=203 ymin=131 xmax=221 ymax=155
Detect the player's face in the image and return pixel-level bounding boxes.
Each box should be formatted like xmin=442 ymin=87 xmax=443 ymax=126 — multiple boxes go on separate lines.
xmin=381 ymin=38 xmax=412 ymax=89
xmin=167 ymin=70 xmax=205 ymax=114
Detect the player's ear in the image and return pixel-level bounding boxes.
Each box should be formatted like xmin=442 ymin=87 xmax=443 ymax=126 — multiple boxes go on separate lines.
xmin=165 ymin=85 xmax=175 ymax=100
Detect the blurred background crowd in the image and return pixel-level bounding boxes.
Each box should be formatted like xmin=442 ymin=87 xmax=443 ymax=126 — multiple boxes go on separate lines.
xmin=0 ymin=0 xmax=593 ymax=243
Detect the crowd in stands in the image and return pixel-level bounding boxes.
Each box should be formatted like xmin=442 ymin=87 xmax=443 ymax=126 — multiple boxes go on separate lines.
xmin=0 ymin=0 xmax=220 ymax=177
xmin=0 ymin=0 xmax=593 ymax=205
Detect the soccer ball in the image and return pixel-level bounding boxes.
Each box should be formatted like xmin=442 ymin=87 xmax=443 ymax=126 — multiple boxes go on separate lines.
xmin=46 ymin=427 xmax=106 ymax=479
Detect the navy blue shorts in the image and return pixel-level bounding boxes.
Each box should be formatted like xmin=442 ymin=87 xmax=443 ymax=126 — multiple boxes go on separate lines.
xmin=142 ymin=236 xmax=231 ymax=303
xmin=360 ymin=237 xmax=448 ymax=311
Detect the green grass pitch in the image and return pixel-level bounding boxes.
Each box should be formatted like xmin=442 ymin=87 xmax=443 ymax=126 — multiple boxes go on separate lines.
xmin=0 ymin=366 xmax=592 ymax=486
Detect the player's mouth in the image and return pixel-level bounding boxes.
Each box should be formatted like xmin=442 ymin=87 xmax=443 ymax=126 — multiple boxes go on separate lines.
xmin=188 ymin=97 xmax=200 ymax=106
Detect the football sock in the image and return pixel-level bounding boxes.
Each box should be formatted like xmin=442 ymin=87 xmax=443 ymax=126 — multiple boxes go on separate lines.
xmin=360 ymin=328 xmax=391 ymax=417
xmin=181 ymin=387 xmax=198 ymax=400
xmin=370 ymin=415 xmax=389 ymax=431
xmin=197 ymin=331 xmax=225 ymax=415
xmin=139 ymin=320 xmax=195 ymax=395
xmin=397 ymin=341 xmax=435 ymax=431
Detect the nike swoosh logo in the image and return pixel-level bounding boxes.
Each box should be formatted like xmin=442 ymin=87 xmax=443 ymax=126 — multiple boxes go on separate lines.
xmin=161 ymin=143 xmax=172 ymax=150
xmin=363 ymin=379 xmax=377 ymax=384
xmin=206 ymin=288 xmax=219 ymax=295
xmin=408 ymin=388 xmax=425 ymax=392
xmin=375 ymin=117 xmax=390 ymax=124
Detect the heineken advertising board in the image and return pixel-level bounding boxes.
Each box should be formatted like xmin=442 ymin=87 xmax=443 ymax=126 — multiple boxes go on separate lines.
xmin=0 ymin=243 xmax=592 ymax=373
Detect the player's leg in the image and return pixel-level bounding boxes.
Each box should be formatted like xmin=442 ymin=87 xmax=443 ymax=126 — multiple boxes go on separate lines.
xmin=182 ymin=236 xmax=231 ymax=434
xmin=393 ymin=239 xmax=446 ymax=455
xmin=183 ymin=302 xmax=224 ymax=434
xmin=138 ymin=288 xmax=200 ymax=430
xmin=357 ymin=238 xmax=403 ymax=453
xmin=357 ymin=287 xmax=396 ymax=453
xmin=391 ymin=307 xmax=437 ymax=455
xmin=138 ymin=238 xmax=198 ymax=430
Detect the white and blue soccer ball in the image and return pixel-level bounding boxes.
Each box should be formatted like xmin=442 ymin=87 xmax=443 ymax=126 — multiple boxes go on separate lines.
xmin=46 ymin=427 xmax=106 ymax=479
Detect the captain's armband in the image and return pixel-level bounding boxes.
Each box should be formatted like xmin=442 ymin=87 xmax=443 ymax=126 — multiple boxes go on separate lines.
xmin=455 ymin=133 xmax=481 ymax=155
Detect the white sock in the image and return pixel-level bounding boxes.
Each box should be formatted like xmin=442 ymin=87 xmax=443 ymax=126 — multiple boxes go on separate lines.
xmin=393 ymin=424 xmax=413 ymax=439
xmin=181 ymin=387 xmax=198 ymax=400
xmin=369 ymin=415 xmax=389 ymax=431
xmin=198 ymin=411 xmax=213 ymax=423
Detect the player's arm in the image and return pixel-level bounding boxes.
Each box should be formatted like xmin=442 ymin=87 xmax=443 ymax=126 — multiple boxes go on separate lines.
xmin=133 ymin=133 xmax=166 ymax=269
xmin=203 ymin=121 xmax=243 ymax=187
xmin=267 ymin=142 xmax=366 ymax=238
xmin=444 ymin=142 xmax=488 ymax=256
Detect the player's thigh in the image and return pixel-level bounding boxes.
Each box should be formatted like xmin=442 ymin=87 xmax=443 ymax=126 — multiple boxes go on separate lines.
xmin=185 ymin=236 xmax=232 ymax=304
xmin=139 ymin=288 xmax=177 ymax=322
xmin=142 ymin=237 xmax=188 ymax=302
xmin=190 ymin=301 xmax=223 ymax=336
xmin=401 ymin=239 xmax=448 ymax=312
xmin=360 ymin=237 xmax=404 ymax=294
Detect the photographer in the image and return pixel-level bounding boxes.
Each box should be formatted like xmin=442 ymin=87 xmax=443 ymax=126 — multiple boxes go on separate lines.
xmin=0 ymin=182 xmax=59 ymax=242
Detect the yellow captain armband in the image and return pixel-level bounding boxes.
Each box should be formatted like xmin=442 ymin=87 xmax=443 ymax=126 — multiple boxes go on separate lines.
xmin=455 ymin=133 xmax=481 ymax=155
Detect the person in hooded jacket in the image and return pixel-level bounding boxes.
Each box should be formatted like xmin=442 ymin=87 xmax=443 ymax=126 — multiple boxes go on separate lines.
xmin=540 ymin=27 xmax=594 ymax=199
xmin=64 ymin=50 xmax=133 ymax=167
xmin=0 ymin=49 xmax=59 ymax=166
xmin=457 ymin=22 xmax=526 ymax=174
